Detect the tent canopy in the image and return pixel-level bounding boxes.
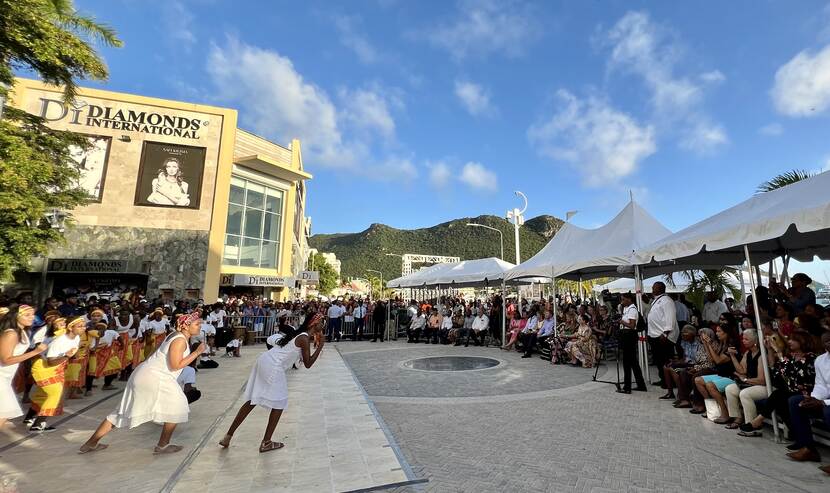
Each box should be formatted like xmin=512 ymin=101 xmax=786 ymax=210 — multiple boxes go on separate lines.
xmin=505 ymin=200 xmax=672 ymax=281
xmin=387 ymin=257 xmax=519 ymax=288
xmin=634 ymin=170 xmax=830 ymax=268
xmin=593 ymin=271 xmax=768 ymax=295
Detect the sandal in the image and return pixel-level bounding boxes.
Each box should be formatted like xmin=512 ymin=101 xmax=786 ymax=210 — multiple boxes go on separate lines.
xmin=689 ymin=408 xmax=705 ymax=414
xmin=78 ymin=443 xmax=109 ymax=454
xmin=219 ymin=434 xmax=232 ymax=449
xmin=259 ymin=440 xmax=285 ymax=453
xmin=659 ymin=393 xmax=675 ymax=400
xmin=725 ymin=422 xmax=742 ymax=430
xmin=673 ymin=402 xmax=692 ymax=409
xmin=154 ymin=444 xmax=183 ymax=454
xmin=737 ymin=430 xmax=762 ymax=437
xmin=713 ymin=417 xmax=732 ymax=425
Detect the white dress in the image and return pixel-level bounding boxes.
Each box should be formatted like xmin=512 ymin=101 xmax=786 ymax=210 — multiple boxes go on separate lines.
xmin=243 ymin=332 xmax=305 ymax=410
xmin=107 ymin=332 xmax=190 ymax=428
xmin=0 ymin=330 xmax=29 ymax=419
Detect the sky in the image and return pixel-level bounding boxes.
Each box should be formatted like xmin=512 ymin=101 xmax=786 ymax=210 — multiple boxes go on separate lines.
xmin=38 ymin=1 xmax=830 ymax=281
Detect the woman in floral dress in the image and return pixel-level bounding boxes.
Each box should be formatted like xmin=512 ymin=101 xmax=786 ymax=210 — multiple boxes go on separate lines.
xmin=564 ymin=314 xmax=598 ymax=368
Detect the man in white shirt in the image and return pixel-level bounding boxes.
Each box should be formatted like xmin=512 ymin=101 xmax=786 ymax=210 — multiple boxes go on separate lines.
xmin=407 ymin=309 xmax=426 ymax=343
xmin=786 ymin=332 xmax=830 ymax=470
xmin=466 ymin=308 xmax=489 ymax=347
xmin=647 ymin=282 xmax=678 ymax=388
xmin=672 ymin=294 xmax=689 ymax=325
xmin=353 ymin=301 xmax=367 ymax=341
xmin=326 ymin=301 xmax=345 ymax=342
xmin=618 ymin=293 xmax=647 ymax=393
xmin=702 ymin=292 xmax=728 ymax=325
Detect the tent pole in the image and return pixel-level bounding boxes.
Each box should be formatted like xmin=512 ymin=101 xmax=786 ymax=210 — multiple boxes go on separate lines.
xmin=551 ymin=268 xmax=558 ymax=337
xmin=634 ymin=265 xmax=650 ymax=383
xmin=501 ymin=280 xmax=506 ymax=346
xmin=578 ymin=276 xmax=584 ymax=303
xmin=738 ymin=265 xmax=746 ymax=306
xmin=744 ymin=245 xmax=779 ymax=442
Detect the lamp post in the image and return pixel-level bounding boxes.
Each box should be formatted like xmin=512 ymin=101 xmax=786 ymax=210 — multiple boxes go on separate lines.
xmin=384 ymin=253 xmax=408 ymax=300
xmin=466 ymin=223 xmax=504 ymax=261
xmin=506 ymin=191 xmax=527 ymax=264
xmin=367 ymin=269 xmax=387 ymax=341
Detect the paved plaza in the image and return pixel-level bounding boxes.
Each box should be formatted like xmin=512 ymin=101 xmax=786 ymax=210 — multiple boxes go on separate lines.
xmin=1 ymin=340 xmax=828 ymax=493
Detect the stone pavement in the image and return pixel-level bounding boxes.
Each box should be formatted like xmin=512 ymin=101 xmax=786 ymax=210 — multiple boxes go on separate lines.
xmin=0 ymin=344 xmax=409 ymax=493
xmin=340 ymin=340 xmax=830 ymax=493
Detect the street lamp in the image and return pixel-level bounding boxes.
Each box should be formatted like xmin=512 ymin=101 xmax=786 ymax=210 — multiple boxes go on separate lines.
xmin=466 ymin=223 xmax=504 ymax=261
xmin=506 ymin=191 xmax=527 ymax=264
xmin=367 ymin=269 xmax=388 ymax=341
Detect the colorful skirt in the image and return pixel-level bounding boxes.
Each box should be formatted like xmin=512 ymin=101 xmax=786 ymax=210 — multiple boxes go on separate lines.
xmin=103 ymin=347 xmax=122 ymax=377
xmin=90 ymin=347 xmax=113 ymax=379
xmin=65 ymin=354 xmax=88 ymax=388
xmin=30 ymin=360 xmax=67 ymax=416
xmin=118 ymin=334 xmax=131 ymax=370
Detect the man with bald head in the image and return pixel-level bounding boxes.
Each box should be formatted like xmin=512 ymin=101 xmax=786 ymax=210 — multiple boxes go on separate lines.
xmin=646 ymin=281 xmax=679 ymax=388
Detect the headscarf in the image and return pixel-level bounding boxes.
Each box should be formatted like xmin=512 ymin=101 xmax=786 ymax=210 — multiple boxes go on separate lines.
xmin=90 ymin=308 xmax=105 ymax=318
xmin=18 ymin=305 xmax=34 ymax=317
xmin=66 ymin=317 xmax=86 ymax=331
xmin=177 ymin=311 xmax=201 ymax=331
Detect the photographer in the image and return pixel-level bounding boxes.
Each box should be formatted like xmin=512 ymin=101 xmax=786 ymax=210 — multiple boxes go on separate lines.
xmin=618 ymin=293 xmax=646 ymax=393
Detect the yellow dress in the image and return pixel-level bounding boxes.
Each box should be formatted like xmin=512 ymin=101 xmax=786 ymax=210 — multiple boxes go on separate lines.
xmin=65 ymin=331 xmax=96 ymax=388
xmin=30 ymin=334 xmax=80 ymax=416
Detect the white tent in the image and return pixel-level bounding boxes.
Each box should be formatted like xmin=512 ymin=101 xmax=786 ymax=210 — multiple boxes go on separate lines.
xmin=386 ymin=262 xmax=456 ymax=288
xmin=433 ymin=257 xmax=515 ymax=287
xmin=634 ymin=170 xmax=830 ymax=267
xmin=593 ymin=271 xmax=768 ymax=295
xmin=632 ymin=171 xmax=830 ymax=440
xmin=505 ymin=200 xmax=672 ymax=281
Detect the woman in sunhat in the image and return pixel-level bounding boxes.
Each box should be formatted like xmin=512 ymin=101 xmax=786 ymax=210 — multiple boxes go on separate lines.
xmin=79 ymin=310 xmax=205 ymax=454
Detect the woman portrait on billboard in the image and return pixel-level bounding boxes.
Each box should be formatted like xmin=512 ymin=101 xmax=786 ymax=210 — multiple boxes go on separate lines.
xmin=147 ymin=157 xmax=190 ymax=206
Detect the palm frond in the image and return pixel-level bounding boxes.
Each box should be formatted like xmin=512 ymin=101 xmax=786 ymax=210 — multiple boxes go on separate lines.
xmin=756 ymin=169 xmax=816 ymax=193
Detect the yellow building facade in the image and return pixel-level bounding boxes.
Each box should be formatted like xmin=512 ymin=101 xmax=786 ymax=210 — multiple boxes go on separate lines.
xmin=10 ymin=78 xmax=311 ymax=302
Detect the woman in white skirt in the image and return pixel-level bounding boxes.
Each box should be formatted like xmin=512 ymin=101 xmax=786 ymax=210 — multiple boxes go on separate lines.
xmin=219 ymin=312 xmax=325 ymax=453
xmin=79 ymin=311 xmax=205 ymax=454
xmin=0 ymin=305 xmax=47 ymax=427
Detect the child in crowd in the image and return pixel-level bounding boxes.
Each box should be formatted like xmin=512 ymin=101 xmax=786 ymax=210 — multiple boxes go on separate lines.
xmin=176 ymin=343 xmax=201 ymax=404
xmin=225 ymin=337 xmax=242 ymax=357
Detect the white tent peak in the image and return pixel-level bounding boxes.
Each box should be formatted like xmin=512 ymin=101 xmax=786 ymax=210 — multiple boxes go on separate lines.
xmin=506 ymin=199 xmax=672 ymax=280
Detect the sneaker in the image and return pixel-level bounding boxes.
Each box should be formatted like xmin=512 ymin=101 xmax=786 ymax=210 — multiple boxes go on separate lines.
xmin=30 ymin=423 xmax=56 ymax=433
xmin=23 ymin=418 xmax=34 ymax=427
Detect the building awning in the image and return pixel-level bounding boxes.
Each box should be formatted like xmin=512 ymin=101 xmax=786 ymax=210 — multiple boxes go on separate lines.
xmin=235 ymin=154 xmax=312 ymax=182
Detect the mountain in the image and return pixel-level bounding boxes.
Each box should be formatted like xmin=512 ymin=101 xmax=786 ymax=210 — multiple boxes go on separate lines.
xmin=308 ymin=215 xmax=564 ymax=282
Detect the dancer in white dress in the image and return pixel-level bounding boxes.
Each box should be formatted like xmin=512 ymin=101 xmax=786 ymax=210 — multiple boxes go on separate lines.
xmin=0 ymin=305 xmax=46 ymax=427
xmin=219 ymin=312 xmax=325 ymax=453
xmin=79 ymin=311 xmax=205 ymax=454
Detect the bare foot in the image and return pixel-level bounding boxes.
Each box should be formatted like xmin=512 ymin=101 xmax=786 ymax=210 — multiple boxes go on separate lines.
xmin=78 ymin=443 xmax=109 ymax=454
xmin=219 ymin=434 xmax=232 ymax=448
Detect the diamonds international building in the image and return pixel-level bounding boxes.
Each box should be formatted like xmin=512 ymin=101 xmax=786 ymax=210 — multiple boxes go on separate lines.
xmin=9 ymin=78 xmax=313 ymax=302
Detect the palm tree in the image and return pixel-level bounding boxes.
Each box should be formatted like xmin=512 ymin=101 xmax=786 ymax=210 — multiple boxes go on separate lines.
xmin=756 ymin=169 xmax=816 ymax=194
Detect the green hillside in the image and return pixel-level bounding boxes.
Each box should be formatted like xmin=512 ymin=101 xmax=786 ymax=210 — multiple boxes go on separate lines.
xmin=309 ymin=215 xmax=563 ymax=282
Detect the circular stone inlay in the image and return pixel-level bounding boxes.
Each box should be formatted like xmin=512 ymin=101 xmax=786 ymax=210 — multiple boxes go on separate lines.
xmin=402 ymin=356 xmax=500 ymax=372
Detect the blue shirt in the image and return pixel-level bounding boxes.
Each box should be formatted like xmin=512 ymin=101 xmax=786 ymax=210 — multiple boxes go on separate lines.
xmin=680 ymin=340 xmax=701 ymax=364
xmin=539 ymin=318 xmax=555 ymax=337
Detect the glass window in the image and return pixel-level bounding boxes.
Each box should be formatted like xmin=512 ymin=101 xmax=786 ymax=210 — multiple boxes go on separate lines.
xmin=229 ymin=177 xmax=246 ymax=205
xmin=243 ymin=209 xmax=263 ymax=238
xmin=260 ymin=241 xmax=278 ymax=268
xmin=222 ymin=176 xmax=285 ymax=268
xmin=240 ymin=238 xmax=260 ymax=267
xmin=263 ymin=212 xmax=280 ymax=241
xmin=246 ymin=182 xmax=265 ymax=210
xmin=226 ymin=204 xmax=243 ymax=235
xmin=223 ymin=235 xmax=239 ymax=264
xmin=265 ymin=190 xmax=282 ymax=213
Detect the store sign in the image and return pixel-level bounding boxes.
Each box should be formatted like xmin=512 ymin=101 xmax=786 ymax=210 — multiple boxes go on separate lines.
xmin=220 ymin=274 xmax=292 ymax=287
xmin=37 ymin=98 xmax=208 ymax=140
xmin=299 ymin=271 xmax=319 ymax=283
xmin=48 ymin=259 xmax=128 ymax=273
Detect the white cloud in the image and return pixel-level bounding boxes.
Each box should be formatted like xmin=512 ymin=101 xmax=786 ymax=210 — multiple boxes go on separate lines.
xmin=700 ymin=70 xmax=726 ymax=84
xmin=603 ymin=11 xmax=727 ymax=153
xmin=459 ymin=161 xmax=498 ymax=191
xmin=428 ymin=161 xmax=452 ymax=188
xmin=758 ymin=122 xmax=784 ymax=136
xmin=333 ymin=15 xmax=378 ymax=64
xmin=528 ymin=90 xmax=657 ymax=186
xmin=375 ymin=156 xmax=418 ymax=181
xmin=162 ymin=1 xmax=196 ymax=46
xmin=679 ymin=119 xmax=728 ymax=153
xmin=339 ymin=87 xmax=397 ymax=139
xmin=420 ymin=0 xmax=539 ymax=60
xmin=771 ymin=44 xmax=830 ymax=117
xmin=207 ymin=38 xmax=348 ymax=167
xmin=454 ymin=80 xmax=496 ymax=116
